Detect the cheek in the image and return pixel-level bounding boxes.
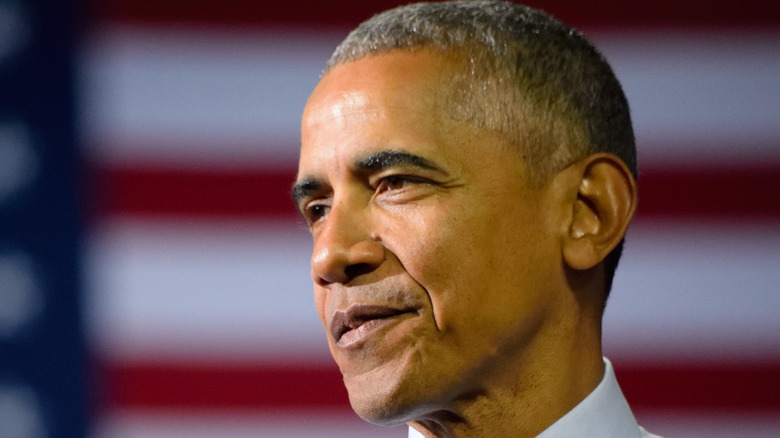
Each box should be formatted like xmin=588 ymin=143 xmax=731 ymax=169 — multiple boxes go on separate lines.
xmin=383 ymin=206 xmax=458 ymax=281
xmin=387 ymin=207 xmax=487 ymax=322
xmin=392 ymin=198 xmax=554 ymax=332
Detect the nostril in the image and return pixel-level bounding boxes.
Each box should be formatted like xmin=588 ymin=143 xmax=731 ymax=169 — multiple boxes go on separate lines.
xmin=344 ymin=262 xmax=379 ymax=280
xmin=312 ymin=272 xmax=334 ymax=287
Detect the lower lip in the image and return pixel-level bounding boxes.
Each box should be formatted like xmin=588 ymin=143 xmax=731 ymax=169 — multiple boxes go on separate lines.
xmin=336 ymin=314 xmax=412 ymax=348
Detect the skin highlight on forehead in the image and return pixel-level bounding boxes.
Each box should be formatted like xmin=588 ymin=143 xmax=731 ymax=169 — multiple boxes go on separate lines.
xmin=303 ymin=90 xmax=382 ymax=133
xmin=309 ymin=49 xmax=454 ymax=118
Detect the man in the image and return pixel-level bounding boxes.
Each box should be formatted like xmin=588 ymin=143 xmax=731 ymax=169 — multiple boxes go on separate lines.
xmin=293 ymin=1 xmax=660 ymax=437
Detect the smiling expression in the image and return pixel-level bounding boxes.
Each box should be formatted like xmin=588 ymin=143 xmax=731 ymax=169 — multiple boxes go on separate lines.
xmin=294 ymin=49 xmax=569 ymax=425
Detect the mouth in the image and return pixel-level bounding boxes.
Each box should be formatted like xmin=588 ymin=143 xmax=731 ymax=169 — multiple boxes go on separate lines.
xmin=330 ymin=304 xmax=415 ymax=346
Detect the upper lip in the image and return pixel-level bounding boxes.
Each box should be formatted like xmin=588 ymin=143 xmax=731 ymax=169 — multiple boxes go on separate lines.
xmin=330 ymin=304 xmax=412 ymax=342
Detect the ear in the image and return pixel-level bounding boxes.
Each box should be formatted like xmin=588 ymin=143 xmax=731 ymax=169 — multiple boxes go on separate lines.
xmin=561 ymin=153 xmax=637 ymax=271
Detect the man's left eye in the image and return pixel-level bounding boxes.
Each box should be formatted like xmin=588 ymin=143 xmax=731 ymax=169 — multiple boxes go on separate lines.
xmin=376 ymin=175 xmax=422 ymax=192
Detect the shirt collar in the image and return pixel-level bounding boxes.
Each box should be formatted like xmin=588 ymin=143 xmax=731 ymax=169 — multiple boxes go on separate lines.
xmin=536 ymin=357 xmax=643 ymax=438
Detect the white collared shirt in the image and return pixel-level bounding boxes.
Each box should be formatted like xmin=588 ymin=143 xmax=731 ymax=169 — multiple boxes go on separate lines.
xmin=408 ymin=358 xmax=661 ymax=437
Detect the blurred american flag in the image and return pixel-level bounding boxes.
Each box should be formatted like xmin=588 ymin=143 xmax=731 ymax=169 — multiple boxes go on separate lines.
xmin=79 ymin=1 xmax=780 ymax=436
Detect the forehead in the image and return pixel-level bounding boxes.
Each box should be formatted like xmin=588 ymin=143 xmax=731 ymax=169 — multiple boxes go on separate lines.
xmin=299 ymin=50 xmax=462 ymax=169
xmin=309 ymin=49 xmax=454 ymax=107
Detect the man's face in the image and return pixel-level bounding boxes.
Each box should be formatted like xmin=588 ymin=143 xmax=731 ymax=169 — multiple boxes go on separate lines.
xmin=295 ymin=50 xmax=566 ymax=424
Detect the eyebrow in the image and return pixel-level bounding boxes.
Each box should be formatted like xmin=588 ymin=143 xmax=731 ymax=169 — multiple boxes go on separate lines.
xmin=291 ymin=150 xmax=445 ymax=212
xmin=355 ymin=150 xmax=443 ymax=173
xmin=291 ymin=178 xmax=322 ymax=213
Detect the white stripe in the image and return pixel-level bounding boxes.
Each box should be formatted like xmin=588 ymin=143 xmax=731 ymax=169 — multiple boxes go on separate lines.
xmin=79 ymin=28 xmax=780 ymax=167
xmin=86 ymin=219 xmax=780 ymax=362
xmin=86 ymin=218 xmax=330 ymax=362
xmin=78 ymin=27 xmax=344 ymax=167
xmin=594 ymin=30 xmax=780 ymax=166
xmin=604 ymin=221 xmax=780 ymax=360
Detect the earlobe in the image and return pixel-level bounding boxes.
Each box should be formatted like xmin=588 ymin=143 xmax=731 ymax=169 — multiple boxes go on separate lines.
xmin=562 ymin=154 xmax=637 ymax=271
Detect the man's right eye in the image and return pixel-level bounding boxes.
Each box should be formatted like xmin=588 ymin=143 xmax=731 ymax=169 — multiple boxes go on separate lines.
xmin=305 ymin=203 xmax=330 ymax=224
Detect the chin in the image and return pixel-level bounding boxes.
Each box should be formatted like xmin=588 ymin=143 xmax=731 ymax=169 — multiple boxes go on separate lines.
xmin=345 ymin=371 xmax=437 ymax=427
xmin=347 ymin=380 xmax=411 ymax=426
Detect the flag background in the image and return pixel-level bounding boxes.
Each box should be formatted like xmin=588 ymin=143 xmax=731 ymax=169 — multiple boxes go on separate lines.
xmin=0 ymin=1 xmax=87 ymax=437
xmin=75 ymin=1 xmax=780 ymax=436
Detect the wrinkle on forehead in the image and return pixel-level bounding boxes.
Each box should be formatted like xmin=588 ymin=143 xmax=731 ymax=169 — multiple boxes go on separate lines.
xmin=305 ymin=49 xmax=455 ymax=122
xmin=304 ymin=90 xmax=385 ymax=133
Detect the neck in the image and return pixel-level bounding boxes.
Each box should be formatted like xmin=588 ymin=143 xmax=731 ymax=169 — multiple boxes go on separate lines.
xmin=408 ymin=307 xmax=604 ymax=438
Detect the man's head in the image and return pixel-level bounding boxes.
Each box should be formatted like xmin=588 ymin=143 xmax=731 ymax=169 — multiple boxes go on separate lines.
xmin=327 ymin=1 xmax=636 ymax=296
xmin=293 ymin=1 xmax=637 ymax=434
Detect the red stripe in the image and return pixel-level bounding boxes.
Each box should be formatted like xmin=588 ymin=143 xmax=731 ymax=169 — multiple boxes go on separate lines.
xmin=616 ymin=361 xmax=780 ymax=413
xmin=89 ymin=0 xmax=780 ymax=29
xmin=100 ymin=360 xmax=780 ymax=412
xmin=91 ymin=163 xmax=780 ymax=221
xmin=636 ymin=164 xmax=780 ymax=222
xmin=100 ymin=361 xmax=350 ymax=411
xmin=91 ymin=165 xmax=301 ymax=221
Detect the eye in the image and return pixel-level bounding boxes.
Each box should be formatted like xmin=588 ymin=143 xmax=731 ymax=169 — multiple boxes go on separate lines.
xmin=376 ymin=175 xmax=425 ymax=193
xmin=304 ymin=201 xmax=330 ymax=225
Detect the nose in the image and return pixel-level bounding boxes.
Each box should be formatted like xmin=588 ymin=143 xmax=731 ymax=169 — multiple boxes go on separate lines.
xmin=311 ymin=201 xmax=385 ymax=286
